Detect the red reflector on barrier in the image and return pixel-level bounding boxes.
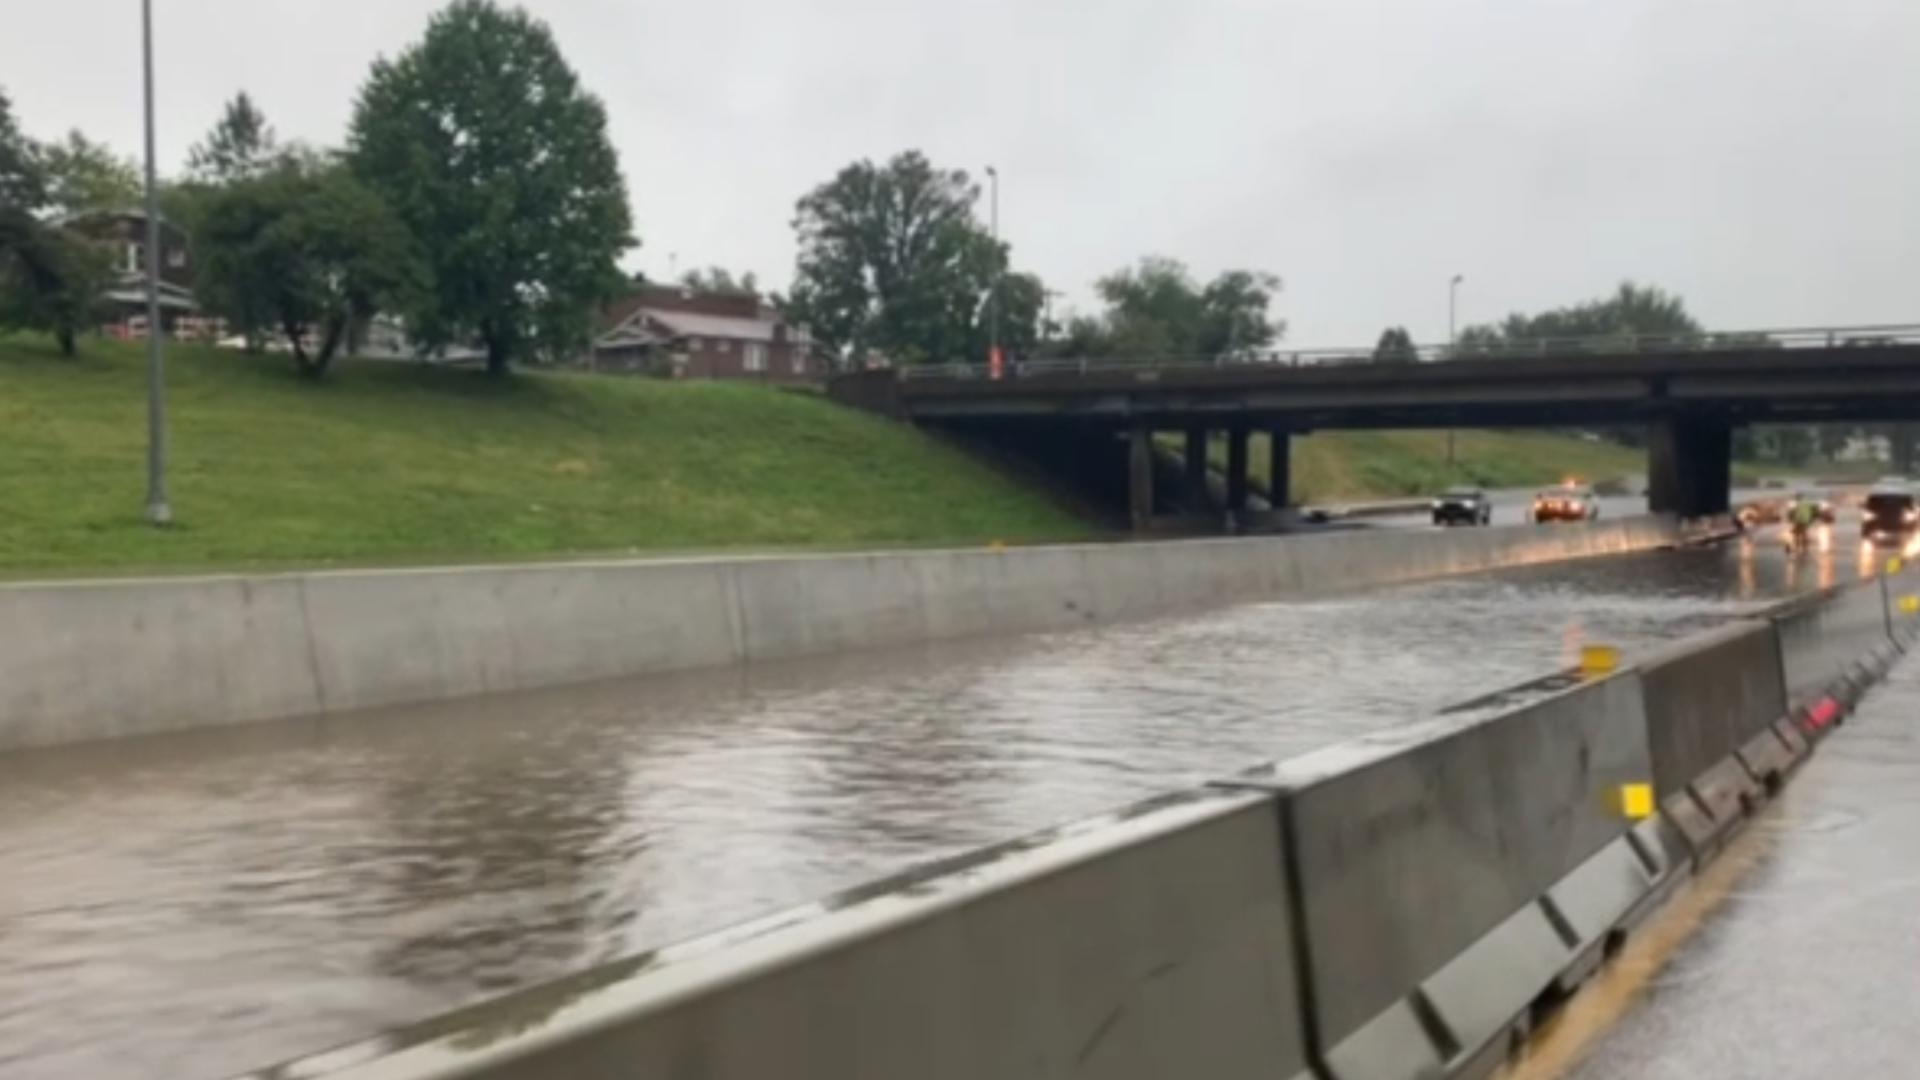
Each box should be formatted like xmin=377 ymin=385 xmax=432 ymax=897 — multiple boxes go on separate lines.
xmin=1807 ymin=698 xmax=1843 ymax=729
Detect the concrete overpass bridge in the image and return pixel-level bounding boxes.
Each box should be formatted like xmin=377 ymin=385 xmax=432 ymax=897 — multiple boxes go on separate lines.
xmin=832 ymin=323 xmax=1920 ymax=526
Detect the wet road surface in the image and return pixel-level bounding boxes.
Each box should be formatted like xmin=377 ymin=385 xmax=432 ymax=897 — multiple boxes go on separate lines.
xmin=0 ymin=533 xmax=1871 ymax=1078
xmin=1566 ymin=649 xmax=1920 ymax=1080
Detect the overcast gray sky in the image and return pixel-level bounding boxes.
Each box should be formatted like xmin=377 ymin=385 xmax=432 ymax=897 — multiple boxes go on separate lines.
xmin=5 ymin=0 xmax=1916 ymax=344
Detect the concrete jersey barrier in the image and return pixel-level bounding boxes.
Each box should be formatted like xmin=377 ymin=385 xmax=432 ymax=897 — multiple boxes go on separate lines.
xmin=0 ymin=515 xmax=1689 ymax=751
xmin=229 ymin=787 xmax=1313 ymax=1080
xmin=1637 ymin=620 xmax=1794 ymax=858
xmin=1236 ymin=673 xmax=1661 ymax=1080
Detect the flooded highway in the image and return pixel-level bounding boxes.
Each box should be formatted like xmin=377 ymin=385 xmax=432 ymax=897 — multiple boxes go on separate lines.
xmin=0 ymin=531 xmax=1876 ymax=1078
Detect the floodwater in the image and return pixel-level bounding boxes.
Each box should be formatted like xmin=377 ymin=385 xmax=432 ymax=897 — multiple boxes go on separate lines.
xmin=0 ymin=533 xmax=1867 ymax=1078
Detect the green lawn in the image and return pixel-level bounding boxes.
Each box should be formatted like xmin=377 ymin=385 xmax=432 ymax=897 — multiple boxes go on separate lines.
xmin=1289 ymin=430 xmax=1648 ymax=503
xmin=1190 ymin=429 xmax=1651 ymax=504
xmin=0 ymin=336 xmax=1094 ymax=575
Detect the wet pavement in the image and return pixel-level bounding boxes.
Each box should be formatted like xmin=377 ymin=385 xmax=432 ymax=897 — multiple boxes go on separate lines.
xmin=1566 ymin=649 xmax=1920 ymax=1080
xmin=0 ymin=533 xmax=1872 ymax=1078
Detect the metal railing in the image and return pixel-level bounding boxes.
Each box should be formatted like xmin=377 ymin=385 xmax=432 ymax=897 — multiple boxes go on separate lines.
xmin=896 ymin=322 xmax=1920 ymax=382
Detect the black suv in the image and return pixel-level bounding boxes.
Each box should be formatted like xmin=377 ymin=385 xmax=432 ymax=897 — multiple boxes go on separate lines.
xmin=1432 ymin=488 xmax=1493 ymax=526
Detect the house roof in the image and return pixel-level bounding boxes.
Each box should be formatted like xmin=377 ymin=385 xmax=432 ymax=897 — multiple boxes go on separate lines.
xmin=648 ymin=309 xmax=781 ymax=343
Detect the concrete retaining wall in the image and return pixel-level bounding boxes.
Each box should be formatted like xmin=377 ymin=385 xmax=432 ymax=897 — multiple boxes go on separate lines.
xmin=0 ymin=516 xmax=1687 ymax=751
xmin=233 ymin=787 xmax=1313 ymax=1080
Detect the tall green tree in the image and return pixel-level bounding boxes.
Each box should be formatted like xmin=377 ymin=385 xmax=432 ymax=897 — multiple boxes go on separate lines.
xmin=195 ymin=158 xmax=422 ymax=377
xmin=1373 ymin=326 xmax=1418 ymax=363
xmin=1075 ymin=256 xmax=1284 ymax=358
xmin=0 ymin=87 xmax=45 ymax=214
xmin=186 ymin=92 xmax=280 ymax=185
xmin=0 ymin=94 xmax=116 ymax=357
xmin=680 ymin=266 xmax=759 ymax=294
xmin=787 ymin=150 xmax=1021 ymax=367
xmin=1459 ymin=282 xmax=1701 ymax=351
xmin=38 ymin=132 xmax=140 ymax=217
xmin=349 ymin=0 xmax=634 ymax=374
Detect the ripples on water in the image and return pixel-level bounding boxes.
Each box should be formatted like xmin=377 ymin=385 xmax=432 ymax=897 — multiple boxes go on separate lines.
xmin=0 ymin=540 xmax=1843 ymax=1078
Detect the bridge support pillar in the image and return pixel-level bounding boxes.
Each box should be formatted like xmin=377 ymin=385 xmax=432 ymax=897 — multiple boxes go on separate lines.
xmin=1184 ymin=428 xmax=1209 ymax=511
xmin=1226 ymin=427 xmax=1250 ymax=513
xmin=1128 ymin=424 xmax=1155 ymax=531
xmin=1648 ymin=416 xmax=1732 ymax=518
xmin=1268 ymin=430 xmax=1291 ymax=509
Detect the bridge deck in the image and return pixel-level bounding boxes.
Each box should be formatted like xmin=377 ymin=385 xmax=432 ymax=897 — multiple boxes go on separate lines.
xmin=1569 ymin=651 xmax=1920 ymax=1078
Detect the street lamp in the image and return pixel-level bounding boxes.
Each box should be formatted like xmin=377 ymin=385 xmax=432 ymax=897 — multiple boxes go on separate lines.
xmin=142 ymin=0 xmax=171 ymax=525
xmin=985 ymin=165 xmax=1001 ymax=368
xmin=1446 ymin=273 xmax=1464 ymax=467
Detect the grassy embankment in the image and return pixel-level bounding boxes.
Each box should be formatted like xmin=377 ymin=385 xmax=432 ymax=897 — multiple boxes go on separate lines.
xmin=0 ymin=336 xmax=1094 ymax=575
xmin=1202 ymin=430 xmax=1649 ymax=504
xmin=1 ymin=335 xmax=1719 ymax=576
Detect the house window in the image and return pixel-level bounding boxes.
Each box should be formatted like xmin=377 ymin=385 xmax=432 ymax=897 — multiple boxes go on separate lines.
xmin=716 ymin=339 xmax=732 ymax=353
xmin=687 ymin=337 xmax=703 ymax=351
xmin=744 ymin=343 xmax=767 ymax=372
xmin=790 ymin=350 xmax=807 ymax=375
xmin=125 ymin=243 xmax=142 ymax=274
xmin=167 ymin=248 xmax=187 ymax=269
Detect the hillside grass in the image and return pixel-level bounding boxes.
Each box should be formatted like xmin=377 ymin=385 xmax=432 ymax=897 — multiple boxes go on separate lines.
xmin=1287 ymin=430 xmax=1648 ymax=503
xmin=0 ymin=336 xmax=1095 ymax=575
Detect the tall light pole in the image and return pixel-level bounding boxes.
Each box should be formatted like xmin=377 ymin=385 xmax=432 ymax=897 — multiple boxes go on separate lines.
xmin=1446 ymin=273 xmax=1463 ymax=467
xmin=985 ymin=165 xmax=1001 ymax=367
xmin=142 ymin=0 xmax=171 ymax=525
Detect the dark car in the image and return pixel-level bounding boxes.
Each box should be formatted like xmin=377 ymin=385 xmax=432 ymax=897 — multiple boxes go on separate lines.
xmin=1432 ymin=487 xmax=1493 ymax=527
xmin=1862 ymin=482 xmax=1917 ymax=545
xmin=1533 ymin=484 xmax=1600 ymax=524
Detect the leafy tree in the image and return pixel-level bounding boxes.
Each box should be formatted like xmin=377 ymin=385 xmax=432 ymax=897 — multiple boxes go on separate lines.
xmin=195 ymin=158 xmax=422 ymax=377
xmin=993 ymin=271 xmax=1046 ymax=357
xmin=1373 ymin=325 xmax=1418 ymax=364
xmin=1072 ymin=256 xmax=1284 ymax=358
xmin=0 ymin=94 xmax=116 ymax=357
xmin=349 ymin=0 xmax=634 ymax=374
xmin=0 ymin=223 xmax=113 ymax=356
xmin=786 ymin=150 xmax=1017 ymax=367
xmin=39 ymin=131 xmax=140 ymax=217
xmin=0 ymin=87 xmax=45 ymax=213
xmin=1459 ymin=282 xmax=1701 ymax=352
xmin=186 ymin=92 xmax=280 ymax=185
xmin=679 ymin=266 xmax=759 ymax=294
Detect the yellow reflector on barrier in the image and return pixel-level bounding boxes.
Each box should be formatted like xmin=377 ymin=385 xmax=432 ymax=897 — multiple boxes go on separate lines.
xmin=1902 ymin=596 xmax=1920 ymax=617
xmin=1619 ymin=783 xmax=1655 ymax=822
xmin=1889 ymin=557 xmax=1905 ymax=575
xmin=1579 ymin=645 xmax=1621 ymax=679
xmin=987 ymin=540 xmax=1007 ymax=553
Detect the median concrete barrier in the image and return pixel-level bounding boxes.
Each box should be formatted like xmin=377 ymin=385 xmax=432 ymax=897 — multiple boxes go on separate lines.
xmin=1235 ymin=673 xmax=1662 ymax=1080
xmin=1771 ymin=581 xmax=1897 ymax=711
xmin=231 ymin=787 xmax=1312 ymax=1080
xmin=0 ymin=516 xmax=1689 ymax=751
xmin=1638 ymin=620 xmax=1792 ymax=860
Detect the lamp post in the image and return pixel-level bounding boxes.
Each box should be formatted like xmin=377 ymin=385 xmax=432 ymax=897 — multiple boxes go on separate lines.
xmin=985 ymin=165 xmax=1001 ymax=369
xmin=142 ymin=0 xmax=171 ymax=525
xmin=1447 ymin=273 xmax=1463 ymax=467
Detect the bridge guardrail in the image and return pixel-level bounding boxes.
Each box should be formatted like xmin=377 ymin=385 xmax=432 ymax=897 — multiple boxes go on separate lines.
xmin=895 ymin=322 xmax=1920 ymax=382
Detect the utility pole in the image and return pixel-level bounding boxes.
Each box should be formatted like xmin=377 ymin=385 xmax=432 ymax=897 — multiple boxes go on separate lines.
xmin=1447 ymin=273 xmax=1463 ymax=468
xmin=142 ymin=0 xmax=172 ymax=526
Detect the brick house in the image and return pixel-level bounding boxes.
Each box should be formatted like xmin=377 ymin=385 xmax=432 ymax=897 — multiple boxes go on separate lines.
xmin=591 ymin=285 xmax=817 ymax=382
xmin=68 ymin=209 xmax=198 ymax=334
